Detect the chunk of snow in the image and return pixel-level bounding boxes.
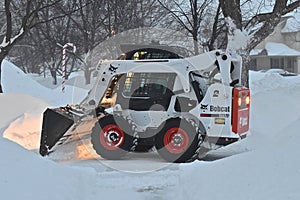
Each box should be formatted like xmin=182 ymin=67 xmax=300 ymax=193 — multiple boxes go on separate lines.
xmin=0 ymin=93 xmax=49 ymax=131
xmin=250 ymin=48 xmax=263 ymax=56
xmin=3 ymin=113 xmax=42 ymax=150
xmin=226 ymin=18 xmax=250 ymax=51
xmin=0 ymin=28 xmax=25 ymax=52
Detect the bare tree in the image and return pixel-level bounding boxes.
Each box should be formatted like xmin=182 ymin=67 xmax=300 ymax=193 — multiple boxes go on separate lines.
xmin=1 ymin=0 xmax=171 ymax=89
xmin=0 ymin=0 xmax=90 ymax=92
xmin=69 ymin=0 xmax=168 ymax=84
xmin=158 ymin=0 xmax=214 ymax=55
xmin=35 ymin=0 xmax=82 ymax=84
xmin=218 ymin=0 xmax=300 ymax=84
xmin=0 ymin=0 xmax=67 ymax=92
xmin=60 ymin=0 xmax=108 ymax=84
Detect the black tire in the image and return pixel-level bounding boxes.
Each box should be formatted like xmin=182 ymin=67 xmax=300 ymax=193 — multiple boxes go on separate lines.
xmin=91 ymin=115 xmax=134 ymax=160
xmin=155 ymin=118 xmax=201 ymax=163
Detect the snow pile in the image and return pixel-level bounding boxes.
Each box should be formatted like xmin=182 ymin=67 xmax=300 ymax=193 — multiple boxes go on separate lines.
xmin=0 ymin=94 xmax=85 ymax=200
xmin=0 ymin=138 xmax=96 ymax=200
xmin=3 ymin=113 xmax=41 ymax=150
xmin=0 ymin=60 xmax=90 ymax=151
xmin=249 ymin=48 xmax=263 ymax=56
xmin=28 ymin=71 xmax=96 ymax=90
xmin=249 ymin=70 xmax=300 ymax=95
xmin=0 ymin=94 xmax=142 ymax=200
xmin=178 ymin=71 xmax=300 ymax=200
xmin=0 ymin=93 xmax=48 ymax=131
xmin=180 ymin=119 xmax=300 ymax=200
xmin=1 ymin=60 xmax=88 ymax=107
xmin=0 ymin=93 xmax=50 ymax=151
xmin=248 ymin=70 xmax=300 ymax=147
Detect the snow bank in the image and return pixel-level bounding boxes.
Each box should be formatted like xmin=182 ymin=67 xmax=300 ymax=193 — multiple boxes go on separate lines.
xmin=0 ymin=93 xmax=48 ymax=149
xmin=3 ymin=113 xmax=42 ymax=150
xmin=1 ymin=60 xmax=88 ymax=107
xmin=0 ymin=93 xmax=48 ymax=130
xmin=179 ymin=118 xmax=300 ymax=200
xmin=28 ymin=71 xmax=96 ymax=90
xmin=0 ymin=94 xmax=144 ymax=200
xmin=0 ymin=94 xmax=86 ymax=200
xmin=0 ymin=138 xmax=95 ymax=200
xmin=177 ymin=70 xmax=300 ymax=200
xmin=249 ymin=70 xmax=300 ymax=95
xmin=249 ymin=71 xmax=300 ymax=140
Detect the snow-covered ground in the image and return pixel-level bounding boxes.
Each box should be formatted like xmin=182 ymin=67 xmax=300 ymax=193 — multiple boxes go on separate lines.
xmin=1 ymin=60 xmax=300 ymax=200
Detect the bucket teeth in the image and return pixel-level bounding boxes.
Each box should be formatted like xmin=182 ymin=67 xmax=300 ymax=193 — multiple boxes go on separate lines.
xmin=39 ymin=108 xmax=74 ymax=156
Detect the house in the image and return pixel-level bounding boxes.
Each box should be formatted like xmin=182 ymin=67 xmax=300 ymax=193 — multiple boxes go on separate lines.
xmin=250 ymin=13 xmax=300 ymax=73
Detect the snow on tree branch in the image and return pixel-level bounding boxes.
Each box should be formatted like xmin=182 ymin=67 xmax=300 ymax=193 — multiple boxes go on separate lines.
xmin=225 ymin=17 xmax=249 ymax=53
xmin=0 ymin=28 xmax=24 ymax=53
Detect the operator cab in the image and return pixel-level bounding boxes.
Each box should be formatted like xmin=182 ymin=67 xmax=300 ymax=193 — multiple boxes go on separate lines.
xmin=115 ymin=72 xmax=176 ymax=111
xmin=101 ymin=44 xmax=188 ymax=108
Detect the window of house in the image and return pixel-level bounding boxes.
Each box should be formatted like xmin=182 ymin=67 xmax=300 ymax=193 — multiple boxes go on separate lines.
xmin=270 ymin=57 xmax=284 ymax=68
xmin=270 ymin=57 xmax=296 ymax=72
xmin=285 ymin=57 xmax=295 ymax=72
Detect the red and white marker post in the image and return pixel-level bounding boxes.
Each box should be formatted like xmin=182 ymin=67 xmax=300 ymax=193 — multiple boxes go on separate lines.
xmin=62 ymin=43 xmax=76 ymax=93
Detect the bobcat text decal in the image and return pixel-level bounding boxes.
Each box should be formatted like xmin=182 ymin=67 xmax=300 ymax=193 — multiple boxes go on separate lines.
xmin=210 ymin=105 xmax=230 ymax=112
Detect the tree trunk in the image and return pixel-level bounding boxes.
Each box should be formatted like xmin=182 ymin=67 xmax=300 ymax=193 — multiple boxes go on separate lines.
xmin=242 ymin=59 xmax=250 ymax=87
xmin=219 ymin=0 xmax=242 ymax=30
xmin=193 ymin=34 xmax=199 ymax=55
xmin=84 ymin=69 xmax=91 ymax=85
xmin=50 ymin=69 xmax=57 ymax=85
xmin=241 ymin=53 xmax=257 ymax=87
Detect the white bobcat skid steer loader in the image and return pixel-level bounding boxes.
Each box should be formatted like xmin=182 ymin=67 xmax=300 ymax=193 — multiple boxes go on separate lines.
xmin=39 ymin=50 xmax=250 ymax=163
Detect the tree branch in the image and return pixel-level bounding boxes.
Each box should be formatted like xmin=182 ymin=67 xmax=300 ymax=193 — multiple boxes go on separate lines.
xmin=157 ymin=0 xmax=193 ymax=33
xmin=245 ymin=0 xmax=300 ymax=30
xmin=30 ymin=0 xmax=93 ymax=29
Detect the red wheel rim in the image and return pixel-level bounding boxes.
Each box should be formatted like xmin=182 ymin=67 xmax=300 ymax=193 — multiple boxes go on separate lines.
xmin=100 ymin=124 xmax=125 ymax=150
xmin=163 ymin=128 xmax=189 ymax=154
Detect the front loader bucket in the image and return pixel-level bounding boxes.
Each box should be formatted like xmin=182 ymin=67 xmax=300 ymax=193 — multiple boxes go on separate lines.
xmin=39 ymin=108 xmax=74 ymax=156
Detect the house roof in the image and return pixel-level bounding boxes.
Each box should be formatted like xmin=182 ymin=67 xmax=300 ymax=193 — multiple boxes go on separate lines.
xmin=265 ymin=42 xmax=300 ymax=56
xmin=251 ymin=42 xmax=300 ymax=56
